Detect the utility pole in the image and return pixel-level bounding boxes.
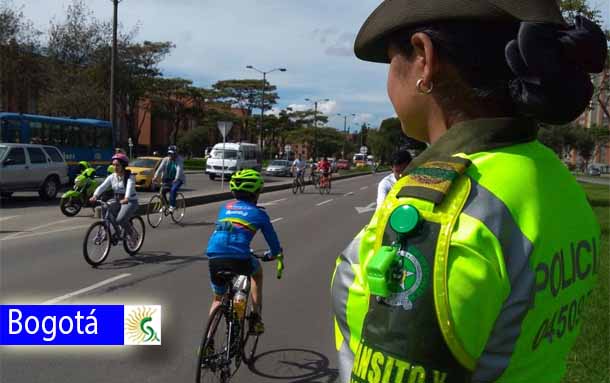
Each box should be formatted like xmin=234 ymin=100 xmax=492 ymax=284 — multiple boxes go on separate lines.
xmin=109 ymin=0 xmax=121 ymax=148
xmin=305 ymin=97 xmax=329 ymax=160
xmin=337 ymin=113 xmax=355 ymax=159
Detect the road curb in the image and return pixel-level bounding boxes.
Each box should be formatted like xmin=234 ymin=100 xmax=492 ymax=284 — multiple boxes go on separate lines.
xmin=135 ymin=171 xmax=375 ymax=215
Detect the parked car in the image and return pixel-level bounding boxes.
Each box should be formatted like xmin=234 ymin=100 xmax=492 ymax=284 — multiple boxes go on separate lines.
xmin=586 ymin=166 xmax=601 ymax=176
xmin=0 ymin=143 xmax=69 ymax=200
xmin=265 ymin=160 xmax=292 ymax=177
xmin=127 ymin=156 xmax=162 ymax=190
xmin=336 ymin=159 xmax=351 ymax=170
xmin=205 ymin=142 xmax=262 ymax=180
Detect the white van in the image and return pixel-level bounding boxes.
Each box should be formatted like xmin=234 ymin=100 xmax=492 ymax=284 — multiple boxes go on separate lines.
xmin=205 ymin=142 xmax=262 ymax=180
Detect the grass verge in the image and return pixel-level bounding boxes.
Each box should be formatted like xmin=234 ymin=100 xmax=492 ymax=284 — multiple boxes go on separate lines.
xmin=563 ymin=182 xmax=609 ymax=383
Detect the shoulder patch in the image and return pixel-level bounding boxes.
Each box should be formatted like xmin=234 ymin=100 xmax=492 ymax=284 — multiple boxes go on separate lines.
xmin=397 ymin=156 xmax=471 ymax=204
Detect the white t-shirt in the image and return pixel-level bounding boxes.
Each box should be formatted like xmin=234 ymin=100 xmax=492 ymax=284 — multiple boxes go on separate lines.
xmin=376 ymin=173 xmax=397 ymax=210
xmin=292 ymin=159 xmax=306 ymax=170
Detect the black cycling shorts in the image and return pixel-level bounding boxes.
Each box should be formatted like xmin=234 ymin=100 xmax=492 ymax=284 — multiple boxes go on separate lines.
xmin=208 ymin=258 xmax=260 ymax=295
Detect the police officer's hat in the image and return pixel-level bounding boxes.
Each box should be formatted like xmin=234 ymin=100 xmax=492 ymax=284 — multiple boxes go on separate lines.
xmin=355 ymin=0 xmax=566 ymax=63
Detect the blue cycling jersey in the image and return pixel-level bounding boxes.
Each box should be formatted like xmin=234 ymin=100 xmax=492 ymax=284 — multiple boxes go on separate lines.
xmin=206 ymin=199 xmax=282 ymax=260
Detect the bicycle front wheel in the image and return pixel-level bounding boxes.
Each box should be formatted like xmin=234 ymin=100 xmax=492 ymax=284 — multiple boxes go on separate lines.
xmin=123 ymin=216 xmax=146 ymax=255
xmin=146 ymin=195 xmax=164 ymax=228
xmin=292 ymin=179 xmax=298 ymax=194
xmin=83 ymin=222 xmax=111 ymax=267
xmin=196 ymin=305 xmax=239 ymax=383
xmin=170 ymin=193 xmax=186 ymax=224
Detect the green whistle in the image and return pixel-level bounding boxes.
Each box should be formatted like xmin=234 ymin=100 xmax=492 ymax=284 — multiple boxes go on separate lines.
xmin=366 ymin=204 xmax=421 ymax=298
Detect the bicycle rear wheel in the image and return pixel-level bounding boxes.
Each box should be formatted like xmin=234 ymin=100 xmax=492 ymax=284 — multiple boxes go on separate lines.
xmin=83 ymin=222 xmax=111 ymax=267
xmin=170 ymin=193 xmax=186 ymax=223
xmin=299 ymin=177 xmax=305 ymax=193
xmin=241 ymin=309 xmax=260 ymax=365
xmin=196 ymin=305 xmax=239 ymax=383
xmin=146 ymin=195 xmax=164 ymax=228
xmin=123 ymin=216 xmax=146 ymax=255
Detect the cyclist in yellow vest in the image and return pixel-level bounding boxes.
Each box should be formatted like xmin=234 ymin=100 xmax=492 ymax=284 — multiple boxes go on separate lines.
xmin=330 ymin=1 xmax=606 ymax=382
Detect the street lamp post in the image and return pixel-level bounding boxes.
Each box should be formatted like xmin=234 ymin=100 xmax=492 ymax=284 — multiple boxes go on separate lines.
xmin=305 ymin=98 xmax=329 ymax=160
xmin=337 ymin=113 xmax=356 ymax=159
xmin=246 ymin=66 xmax=286 ymax=159
xmin=109 ymin=0 xmax=123 ymax=148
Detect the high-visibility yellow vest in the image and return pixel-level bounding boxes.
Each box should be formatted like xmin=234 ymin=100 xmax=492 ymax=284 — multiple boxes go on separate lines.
xmin=331 ymin=119 xmax=600 ymax=383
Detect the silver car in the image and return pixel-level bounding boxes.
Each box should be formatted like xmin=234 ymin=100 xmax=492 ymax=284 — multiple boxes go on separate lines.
xmin=0 ymin=143 xmax=69 ymax=200
xmin=264 ymin=160 xmax=293 ymax=177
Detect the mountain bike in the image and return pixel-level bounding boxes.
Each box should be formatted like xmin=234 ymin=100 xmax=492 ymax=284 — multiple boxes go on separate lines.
xmin=82 ymin=200 xmax=146 ymax=267
xmin=195 ymin=252 xmax=284 ymax=383
xmin=146 ymin=182 xmax=186 ymax=228
xmin=291 ymin=170 xmax=305 ymax=194
xmin=318 ymin=172 xmax=331 ymax=194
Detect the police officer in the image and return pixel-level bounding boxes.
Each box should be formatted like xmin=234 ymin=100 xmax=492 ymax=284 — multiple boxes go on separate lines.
xmin=331 ymin=1 xmax=606 ymax=382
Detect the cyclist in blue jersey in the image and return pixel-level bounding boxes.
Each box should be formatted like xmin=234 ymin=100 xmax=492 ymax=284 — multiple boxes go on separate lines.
xmin=205 ymin=169 xmax=283 ymax=335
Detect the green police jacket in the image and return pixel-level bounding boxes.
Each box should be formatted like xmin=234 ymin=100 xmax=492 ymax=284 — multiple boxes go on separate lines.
xmin=331 ymin=118 xmax=601 ymax=383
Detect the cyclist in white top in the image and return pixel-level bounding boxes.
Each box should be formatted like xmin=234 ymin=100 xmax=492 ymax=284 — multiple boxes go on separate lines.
xmin=291 ymin=155 xmax=307 ymax=180
xmin=376 ymin=150 xmax=412 ymax=210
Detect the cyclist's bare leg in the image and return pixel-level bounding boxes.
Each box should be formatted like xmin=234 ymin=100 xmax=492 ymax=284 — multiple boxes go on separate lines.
xmin=208 ymin=294 xmax=223 ymax=316
xmin=250 ymin=267 xmax=263 ymax=316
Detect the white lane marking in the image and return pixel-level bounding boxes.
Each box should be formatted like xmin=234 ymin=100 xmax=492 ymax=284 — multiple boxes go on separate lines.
xmin=259 ymin=198 xmax=287 ymax=207
xmin=1 ymin=225 xmax=83 ymax=241
xmin=42 ymin=273 xmax=132 ymax=304
xmin=3 ymin=217 xmax=78 ymax=240
xmin=270 ymin=217 xmax=284 ymax=223
xmin=343 ymin=192 xmax=354 ymax=196
xmin=360 ymin=186 xmax=368 ymax=190
xmin=316 ymin=199 xmax=333 ymax=207
xmin=0 ymin=215 xmax=19 ymax=223
xmin=355 ymin=202 xmax=377 ymax=214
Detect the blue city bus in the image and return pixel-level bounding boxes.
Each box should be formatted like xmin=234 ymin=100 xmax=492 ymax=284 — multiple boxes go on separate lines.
xmin=0 ymin=113 xmax=114 ymax=179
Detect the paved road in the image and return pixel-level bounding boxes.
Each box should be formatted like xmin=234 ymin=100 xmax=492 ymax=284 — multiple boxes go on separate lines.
xmin=0 ymin=173 xmax=385 ymax=383
xmin=0 ymin=172 xmax=293 ymax=230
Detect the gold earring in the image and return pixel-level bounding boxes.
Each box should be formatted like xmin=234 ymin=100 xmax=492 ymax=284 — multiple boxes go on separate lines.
xmin=416 ymin=79 xmax=433 ymax=94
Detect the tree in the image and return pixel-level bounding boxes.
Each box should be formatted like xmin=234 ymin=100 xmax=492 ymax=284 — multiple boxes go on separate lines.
xmin=149 ymin=77 xmax=211 ymax=144
xmin=0 ymin=0 xmax=46 ymax=112
xmin=39 ymin=0 xmax=111 ymax=118
xmin=115 ymin=40 xmax=174 ymax=147
xmin=212 ymin=79 xmax=279 ymax=142
xmin=367 ymin=118 xmax=427 ymax=163
xmin=177 ymin=125 xmax=210 ymax=158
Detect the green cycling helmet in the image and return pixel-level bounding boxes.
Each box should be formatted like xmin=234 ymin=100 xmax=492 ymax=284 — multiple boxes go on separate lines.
xmin=230 ymin=169 xmax=264 ymax=194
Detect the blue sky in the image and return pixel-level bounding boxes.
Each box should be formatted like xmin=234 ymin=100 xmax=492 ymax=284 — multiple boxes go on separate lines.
xmin=18 ymin=0 xmax=610 ymax=132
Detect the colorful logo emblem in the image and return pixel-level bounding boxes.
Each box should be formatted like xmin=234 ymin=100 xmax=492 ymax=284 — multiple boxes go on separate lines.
xmin=383 ymin=247 xmax=430 ymax=310
xmin=124 ymin=305 xmax=161 ymax=345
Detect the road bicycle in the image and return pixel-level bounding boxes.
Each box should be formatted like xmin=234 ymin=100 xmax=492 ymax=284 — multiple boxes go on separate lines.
xmin=146 ymin=182 xmax=186 ymax=228
xmin=291 ymin=170 xmax=306 ymax=194
xmin=195 ymin=252 xmax=284 ymax=383
xmin=82 ymin=200 xmax=146 ymax=267
xmin=318 ymin=172 xmax=331 ymax=194
xmin=309 ymin=170 xmax=320 ymax=190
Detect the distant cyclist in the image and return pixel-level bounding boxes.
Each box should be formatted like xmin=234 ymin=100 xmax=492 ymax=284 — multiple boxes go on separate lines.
xmin=318 ymin=157 xmax=332 ymax=185
xmin=153 ymin=145 xmax=185 ymax=213
xmin=291 ymin=155 xmax=307 ymax=181
xmin=205 ymin=169 xmax=283 ymax=336
xmin=89 ymin=153 xmax=138 ymax=241
xmin=376 ymin=149 xmax=412 ymax=210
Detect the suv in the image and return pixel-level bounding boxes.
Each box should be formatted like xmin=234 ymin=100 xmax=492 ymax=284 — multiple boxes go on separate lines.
xmin=0 ymin=143 xmax=69 ymax=200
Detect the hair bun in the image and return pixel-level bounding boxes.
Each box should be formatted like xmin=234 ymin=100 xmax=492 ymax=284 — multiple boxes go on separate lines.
xmin=505 ymin=16 xmax=608 ymax=124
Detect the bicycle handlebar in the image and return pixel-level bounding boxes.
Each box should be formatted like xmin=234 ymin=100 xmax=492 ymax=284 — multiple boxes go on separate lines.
xmin=251 ymin=251 xmax=284 ymax=279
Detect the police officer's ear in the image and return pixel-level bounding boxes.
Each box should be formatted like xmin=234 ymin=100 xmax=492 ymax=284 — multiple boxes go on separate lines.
xmin=408 ymin=32 xmax=440 ymax=87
